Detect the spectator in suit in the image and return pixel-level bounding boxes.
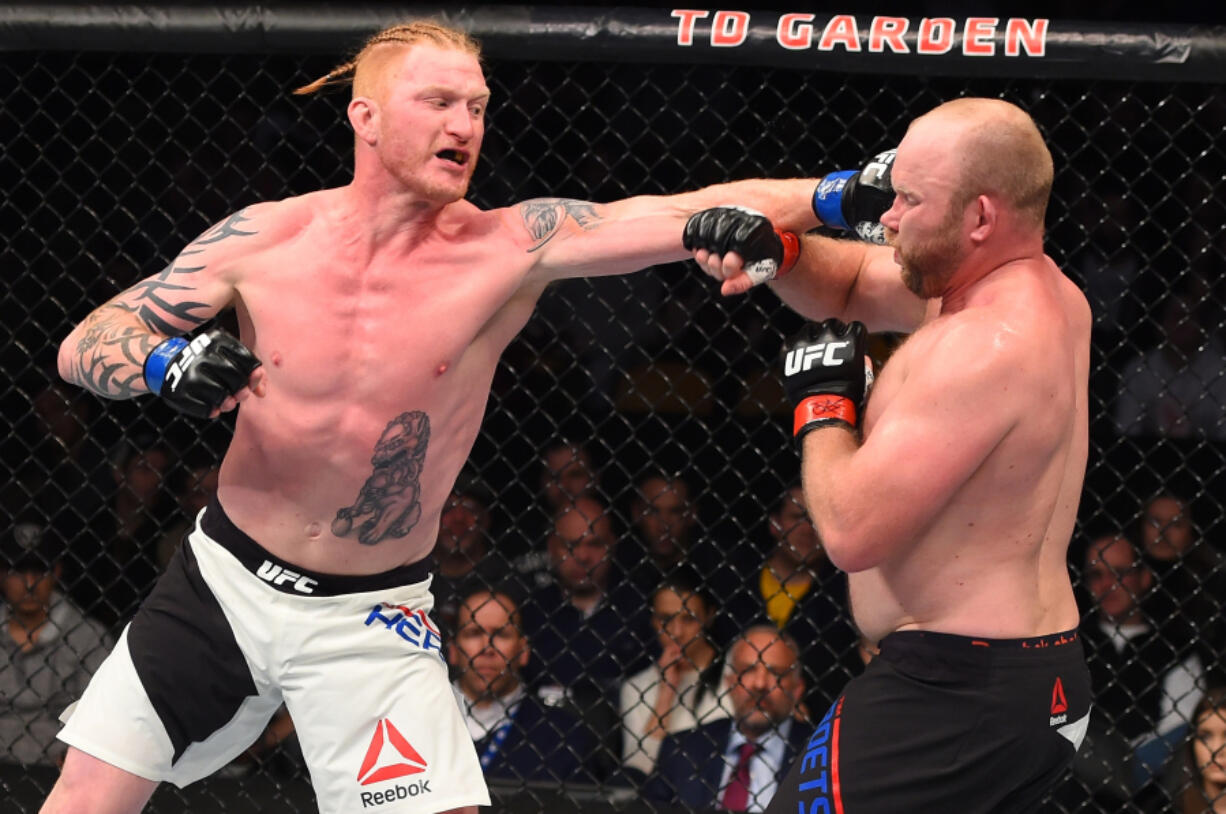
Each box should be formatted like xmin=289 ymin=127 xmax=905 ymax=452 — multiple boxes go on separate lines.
xmin=725 ymin=486 xmax=861 ymax=717
xmin=448 ymin=589 xmax=599 ymax=783
xmin=430 ymin=474 xmax=506 ymax=633
xmin=620 ymin=572 xmax=729 ymax=777
xmin=1078 ymin=532 xmax=1206 ymax=803
xmin=0 ymin=519 xmax=111 ymax=767
xmin=520 ymin=496 xmax=649 ymax=690
xmin=646 ymin=625 xmax=809 ymax=812
xmin=1136 ymin=491 xmax=1226 ymax=654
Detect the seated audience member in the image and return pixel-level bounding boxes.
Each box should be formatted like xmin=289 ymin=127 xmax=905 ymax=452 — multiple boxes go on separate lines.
xmin=1079 ymin=532 xmax=1206 ymax=800
xmin=512 ymin=440 xmax=602 ymax=588
xmin=0 ymin=520 xmax=111 ymax=767
xmin=449 ymin=589 xmax=599 ymax=783
xmin=646 ymin=625 xmax=809 ymax=812
xmin=1114 ymin=286 xmax=1226 ymax=440
xmin=1137 ymin=491 xmax=1226 ymax=653
xmin=153 ymin=453 xmax=219 ymax=570
xmin=1169 ymin=685 xmax=1226 ymax=814
xmin=620 ymin=573 xmax=729 ymax=777
xmin=430 ymin=475 xmax=506 ymax=633
xmin=619 ymin=472 xmax=739 ymax=601
xmin=726 ymin=486 xmax=860 ymax=717
xmin=520 ymin=496 xmax=649 ymax=691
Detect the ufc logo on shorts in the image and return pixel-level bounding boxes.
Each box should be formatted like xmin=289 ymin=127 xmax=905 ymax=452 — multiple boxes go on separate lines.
xmin=256 ymin=560 xmax=319 ymax=594
xmin=165 ymin=333 xmax=213 ymax=392
xmin=785 ymin=341 xmax=851 ymax=375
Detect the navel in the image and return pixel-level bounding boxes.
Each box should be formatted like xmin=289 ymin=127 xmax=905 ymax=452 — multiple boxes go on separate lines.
xmin=305 ymin=521 xmax=322 ymax=539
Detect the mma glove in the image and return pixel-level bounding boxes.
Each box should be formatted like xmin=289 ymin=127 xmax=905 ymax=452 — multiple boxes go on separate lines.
xmin=811 ymin=149 xmax=896 ymax=245
xmin=682 ymin=205 xmax=800 ymax=286
xmin=143 ymin=328 xmax=261 ymax=419
xmin=782 ymin=319 xmax=874 ymax=443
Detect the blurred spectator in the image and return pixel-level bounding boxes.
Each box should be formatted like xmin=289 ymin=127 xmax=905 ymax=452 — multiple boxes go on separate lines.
xmin=430 ymin=475 xmax=507 ymax=633
xmin=78 ymin=435 xmax=176 ymax=627
xmin=520 ymin=497 xmax=649 ymax=690
xmin=1136 ymin=491 xmax=1226 ymax=657
xmin=541 ymin=439 xmax=599 ymax=512
xmin=1078 ymin=532 xmax=1206 ymax=802
xmin=0 ymin=520 xmax=111 ymax=767
xmin=620 ymin=573 xmax=729 ymax=777
xmin=618 ymin=472 xmax=731 ymax=603
xmin=645 ymin=625 xmax=809 ymax=811
xmin=449 ymin=589 xmax=599 ymax=783
xmin=153 ymin=454 xmax=219 ymax=571
xmin=726 ymin=486 xmax=860 ymax=717
xmin=1169 ymin=685 xmax=1226 ymax=814
xmin=1115 ymin=287 xmax=1226 ymax=439
xmin=513 ymin=440 xmax=603 ymax=585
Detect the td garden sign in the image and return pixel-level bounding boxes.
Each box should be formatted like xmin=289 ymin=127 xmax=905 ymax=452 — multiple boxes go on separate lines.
xmin=670 ymin=11 xmax=1050 ymax=58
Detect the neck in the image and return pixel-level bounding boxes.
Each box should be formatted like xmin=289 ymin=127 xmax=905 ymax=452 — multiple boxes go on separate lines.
xmin=462 ymin=682 xmax=520 ymax=709
xmin=342 ymin=174 xmax=451 ymax=249
xmin=766 ymin=551 xmax=809 ymax=582
xmin=568 ymin=588 xmax=603 ymax=614
xmin=685 ymin=640 xmax=716 ymax=672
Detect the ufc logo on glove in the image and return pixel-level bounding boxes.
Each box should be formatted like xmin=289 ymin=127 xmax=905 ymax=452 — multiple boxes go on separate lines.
xmin=784 ymin=341 xmax=852 ymax=374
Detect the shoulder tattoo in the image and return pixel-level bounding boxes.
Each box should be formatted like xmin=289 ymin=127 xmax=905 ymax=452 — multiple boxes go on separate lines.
xmin=519 ymin=198 xmax=604 ymax=252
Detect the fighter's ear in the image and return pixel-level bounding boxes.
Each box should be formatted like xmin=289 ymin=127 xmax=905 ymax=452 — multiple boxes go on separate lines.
xmin=348 ymin=97 xmax=379 ymax=145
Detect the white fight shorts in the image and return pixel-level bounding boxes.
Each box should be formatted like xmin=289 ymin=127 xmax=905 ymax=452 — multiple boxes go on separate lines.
xmin=58 ymin=496 xmax=489 ymax=814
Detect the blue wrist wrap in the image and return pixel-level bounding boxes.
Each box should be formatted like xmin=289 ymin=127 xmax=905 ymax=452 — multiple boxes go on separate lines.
xmin=144 ymin=336 xmax=188 ymax=395
xmin=812 ymin=170 xmax=856 ymax=230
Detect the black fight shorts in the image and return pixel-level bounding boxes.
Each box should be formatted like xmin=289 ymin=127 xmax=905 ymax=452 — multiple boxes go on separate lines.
xmin=767 ymin=628 xmax=1090 ymax=814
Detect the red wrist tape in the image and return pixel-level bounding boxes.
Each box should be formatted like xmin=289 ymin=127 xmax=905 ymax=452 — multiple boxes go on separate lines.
xmin=793 ymin=394 xmax=856 ymax=436
xmin=775 ymin=230 xmax=800 ymax=278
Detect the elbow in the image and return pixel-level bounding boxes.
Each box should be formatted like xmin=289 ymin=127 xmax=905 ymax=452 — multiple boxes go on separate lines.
xmin=56 ymin=334 xmax=76 ymax=383
xmin=820 ymin=525 xmax=889 ymax=574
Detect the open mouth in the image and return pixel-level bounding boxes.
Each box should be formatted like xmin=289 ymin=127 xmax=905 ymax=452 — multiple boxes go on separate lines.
xmin=436 ymin=149 xmax=468 ymax=166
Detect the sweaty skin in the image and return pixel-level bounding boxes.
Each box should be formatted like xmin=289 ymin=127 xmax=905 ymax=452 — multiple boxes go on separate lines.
xmin=57 ymin=43 xmax=818 ymax=576
xmin=699 ymin=98 xmax=1090 ymax=643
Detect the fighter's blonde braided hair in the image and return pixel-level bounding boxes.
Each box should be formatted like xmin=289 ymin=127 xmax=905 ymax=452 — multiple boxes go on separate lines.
xmin=293 ymin=20 xmax=481 ymax=96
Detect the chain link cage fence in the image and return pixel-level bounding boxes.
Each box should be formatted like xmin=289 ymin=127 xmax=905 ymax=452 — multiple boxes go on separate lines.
xmin=2 ymin=6 xmax=1225 ymax=813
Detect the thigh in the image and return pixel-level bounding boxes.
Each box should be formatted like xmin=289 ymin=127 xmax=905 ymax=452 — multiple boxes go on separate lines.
xmin=283 ymin=590 xmax=490 ymax=814
xmin=42 ymin=746 xmax=158 ymax=814
xmin=57 ymin=540 xmax=284 ymax=787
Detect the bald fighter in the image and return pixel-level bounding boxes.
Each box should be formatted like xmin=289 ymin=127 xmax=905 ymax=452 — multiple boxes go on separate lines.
xmin=686 ymin=98 xmax=1093 ymax=812
xmin=44 ymin=19 xmax=846 ymax=814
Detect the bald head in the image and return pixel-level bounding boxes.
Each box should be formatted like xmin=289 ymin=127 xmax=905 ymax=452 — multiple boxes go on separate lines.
xmin=910 ymin=98 xmax=1053 ymax=232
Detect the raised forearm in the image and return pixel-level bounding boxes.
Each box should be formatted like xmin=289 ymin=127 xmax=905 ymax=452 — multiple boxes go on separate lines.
xmin=58 ymin=302 xmax=163 ymax=399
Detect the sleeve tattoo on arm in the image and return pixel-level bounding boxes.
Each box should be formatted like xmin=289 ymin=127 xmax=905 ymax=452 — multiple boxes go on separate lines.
xmin=67 ymin=210 xmax=259 ymax=398
xmin=519 ymin=198 xmax=604 ymax=252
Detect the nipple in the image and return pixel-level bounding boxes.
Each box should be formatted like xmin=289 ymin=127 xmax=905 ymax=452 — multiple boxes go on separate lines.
xmin=436 ymin=362 xmax=448 ymax=376
xmin=271 ymin=351 xmax=283 ymax=367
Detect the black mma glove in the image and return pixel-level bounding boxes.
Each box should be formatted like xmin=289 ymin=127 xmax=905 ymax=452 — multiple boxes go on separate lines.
xmin=683 ymin=206 xmax=800 ymax=286
xmin=782 ymin=319 xmax=874 ymax=442
xmin=811 ymin=149 xmax=896 ymax=244
xmin=143 ymin=328 xmax=261 ymax=419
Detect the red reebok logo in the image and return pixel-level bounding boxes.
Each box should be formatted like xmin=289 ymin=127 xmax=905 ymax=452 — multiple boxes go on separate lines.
xmin=357 ymin=719 xmax=428 ymax=786
xmin=1050 ymin=677 xmax=1068 ymax=715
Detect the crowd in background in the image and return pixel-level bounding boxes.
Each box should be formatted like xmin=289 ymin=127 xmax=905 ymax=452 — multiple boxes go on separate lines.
xmin=2 ymin=360 xmax=1225 ymax=811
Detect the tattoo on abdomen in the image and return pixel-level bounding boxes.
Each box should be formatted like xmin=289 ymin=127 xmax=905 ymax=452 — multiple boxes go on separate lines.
xmin=520 ymin=198 xmax=603 ymax=252
xmin=332 ymin=411 xmax=431 ymax=546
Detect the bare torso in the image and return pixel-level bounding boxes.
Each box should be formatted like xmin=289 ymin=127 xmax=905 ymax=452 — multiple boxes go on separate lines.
xmin=218 ymin=190 xmax=543 ymax=573
xmin=849 ymin=257 xmax=1090 ymax=643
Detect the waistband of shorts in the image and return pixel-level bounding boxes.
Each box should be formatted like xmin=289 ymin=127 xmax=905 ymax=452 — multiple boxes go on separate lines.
xmin=881 ymin=628 xmax=1080 ymax=651
xmin=199 ymin=494 xmax=433 ymax=597
xmin=877 ymin=627 xmax=1084 ymax=676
